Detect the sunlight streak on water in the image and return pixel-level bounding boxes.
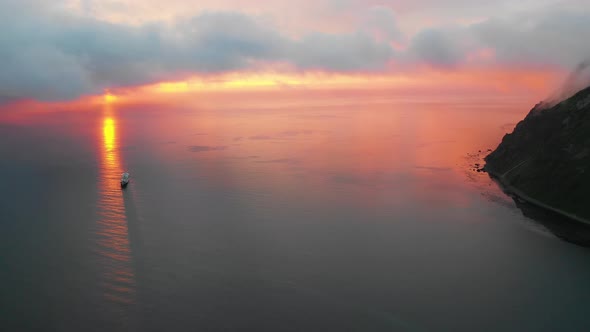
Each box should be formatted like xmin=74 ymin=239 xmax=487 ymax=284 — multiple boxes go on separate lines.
xmin=96 ymin=104 xmax=136 ymax=307
xmin=2 ymin=92 xmax=590 ymax=331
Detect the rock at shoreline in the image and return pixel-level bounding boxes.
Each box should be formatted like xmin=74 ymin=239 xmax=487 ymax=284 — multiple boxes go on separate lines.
xmin=485 ymin=85 xmax=590 ymax=220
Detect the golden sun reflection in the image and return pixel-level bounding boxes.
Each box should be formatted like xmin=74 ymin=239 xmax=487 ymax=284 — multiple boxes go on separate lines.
xmin=96 ymin=103 xmax=136 ymax=307
xmin=103 ymin=118 xmax=115 ymax=152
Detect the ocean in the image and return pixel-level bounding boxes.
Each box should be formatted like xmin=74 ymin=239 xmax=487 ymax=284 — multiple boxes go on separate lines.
xmin=1 ymin=90 xmax=589 ymax=331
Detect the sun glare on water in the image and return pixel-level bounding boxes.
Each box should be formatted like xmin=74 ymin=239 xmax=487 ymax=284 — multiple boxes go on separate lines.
xmin=103 ymin=117 xmax=115 ymax=153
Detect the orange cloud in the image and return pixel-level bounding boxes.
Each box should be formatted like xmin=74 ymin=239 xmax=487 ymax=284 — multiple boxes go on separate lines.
xmin=0 ymin=65 xmax=563 ymax=122
xmin=102 ymin=66 xmax=562 ymax=106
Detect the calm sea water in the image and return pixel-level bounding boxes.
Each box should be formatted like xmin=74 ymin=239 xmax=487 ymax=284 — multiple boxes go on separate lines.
xmin=1 ymin=91 xmax=589 ymax=331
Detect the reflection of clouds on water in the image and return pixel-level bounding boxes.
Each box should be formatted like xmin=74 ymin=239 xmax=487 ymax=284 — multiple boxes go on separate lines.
xmin=255 ymin=158 xmax=299 ymax=165
xmin=414 ymin=166 xmax=452 ymax=172
xmin=187 ymin=145 xmax=227 ymax=152
xmin=229 ymin=155 xmax=260 ymax=159
xmin=416 ymin=140 xmax=456 ymax=148
xmin=292 ymin=113 xmax=352 ymax=119
xmin=247 ymin=130 xmax=326 ymax=141
xmin=278 ymin=130 xmax=316 ymax=137
xmin=330 ymin=172 xmax=410 ymax=187
xmin=249 ymin=135 xmax=273 ymax=140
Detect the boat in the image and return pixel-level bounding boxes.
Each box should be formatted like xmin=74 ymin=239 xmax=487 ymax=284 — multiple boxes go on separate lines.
xmin=121 ymin=172 xmax=130 ymax=188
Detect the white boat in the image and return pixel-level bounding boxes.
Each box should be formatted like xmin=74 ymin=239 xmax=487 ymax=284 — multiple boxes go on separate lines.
xmin=121 ymin=172 xmax=130 ymax=188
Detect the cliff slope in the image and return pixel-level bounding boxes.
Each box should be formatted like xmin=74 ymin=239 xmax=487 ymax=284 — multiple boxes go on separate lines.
xmin=485 ymin=86 xmax=590 ymax=221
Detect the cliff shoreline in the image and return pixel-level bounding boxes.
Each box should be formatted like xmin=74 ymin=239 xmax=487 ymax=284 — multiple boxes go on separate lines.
xmin=485 ymin=167 xmax=590 ymax=226
xmin=485 ymin=84 xmax=590 ymax=227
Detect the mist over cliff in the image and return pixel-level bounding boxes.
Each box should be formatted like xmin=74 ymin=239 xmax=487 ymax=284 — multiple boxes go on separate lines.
xmin=544 ymin=59 xmax=590 ymax=107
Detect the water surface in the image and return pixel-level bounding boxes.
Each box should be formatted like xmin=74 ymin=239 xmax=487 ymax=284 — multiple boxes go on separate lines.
xmin=1 ymin=91 xmax=589 ymax=331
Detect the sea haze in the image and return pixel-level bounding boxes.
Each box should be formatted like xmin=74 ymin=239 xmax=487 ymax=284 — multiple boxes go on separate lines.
xmin=1 ymin=91 xmax=589 ymax=332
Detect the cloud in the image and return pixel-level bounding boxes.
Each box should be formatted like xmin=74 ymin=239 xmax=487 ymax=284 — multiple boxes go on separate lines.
xmin=1 ymin=0 xmax=590 ymax=102
xmin=471 ymin=9 xmax=590 ymax=67
xmin=406 ymin=29 xmax=465 ymax=67
xmin=404 ymin=7 xmax=590 ymax=69
xmin=0 ymin=0 xmax=394 ymax=101
xmin=362 ymin=6 xmax=401 ymax=42
xmin=290 ymin=31 xmax=393 ymax=71
xmin=544 ymin=58 xmax=590 ymax=105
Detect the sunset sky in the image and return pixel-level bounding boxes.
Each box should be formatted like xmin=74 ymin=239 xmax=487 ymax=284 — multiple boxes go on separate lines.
xmin=1 ymin=0 xmax=589 ymax=103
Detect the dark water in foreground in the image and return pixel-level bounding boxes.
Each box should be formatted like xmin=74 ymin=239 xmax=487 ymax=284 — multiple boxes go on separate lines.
xmin=1 ymin=93 xmax=589 ymax=331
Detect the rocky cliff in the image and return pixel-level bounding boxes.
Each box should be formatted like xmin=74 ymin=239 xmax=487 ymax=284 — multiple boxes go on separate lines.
xmin=485 ymin=85 xmax=590 ymax=222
